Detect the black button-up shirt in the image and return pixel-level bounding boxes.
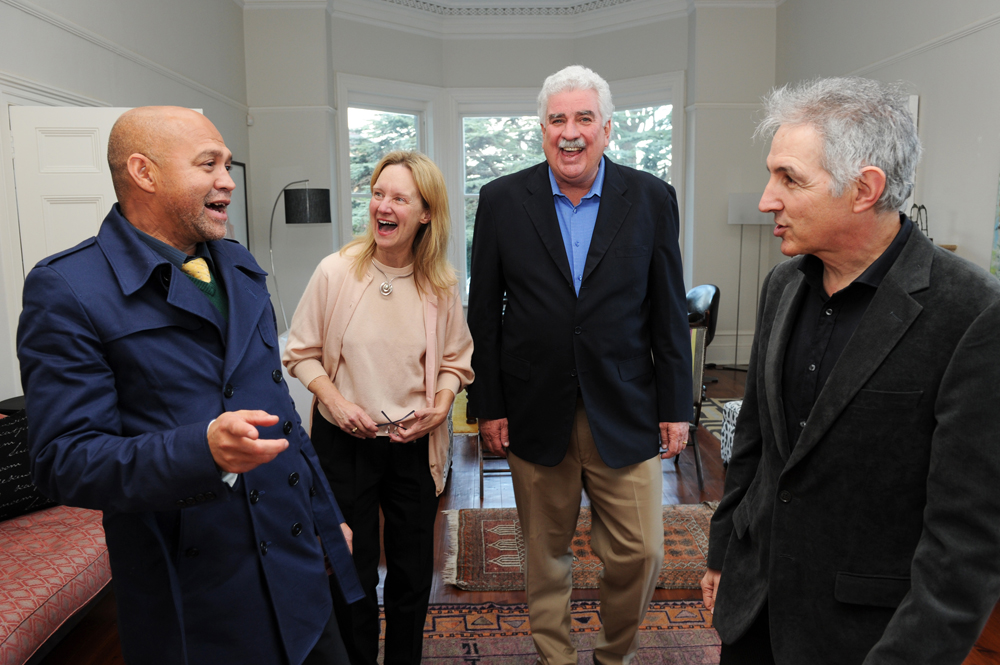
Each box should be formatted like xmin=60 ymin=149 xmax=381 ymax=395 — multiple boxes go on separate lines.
xmin=782 ymin=215 xmax=913 ymax=450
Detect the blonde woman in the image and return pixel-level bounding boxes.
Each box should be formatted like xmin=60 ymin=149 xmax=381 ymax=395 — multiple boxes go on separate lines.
xmin=283 ymin=151 xmax=474 ymax=665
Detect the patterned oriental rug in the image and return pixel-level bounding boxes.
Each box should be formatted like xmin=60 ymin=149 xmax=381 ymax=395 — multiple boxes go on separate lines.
xmin=380 ymin=600 xmax=721 ymax=664
xmin=443 ymin=503 xmax=717 ymax=591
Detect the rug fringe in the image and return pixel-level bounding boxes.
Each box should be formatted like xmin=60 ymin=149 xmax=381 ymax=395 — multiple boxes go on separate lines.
xmin=441 ymin=509 xmax=459 ymax=586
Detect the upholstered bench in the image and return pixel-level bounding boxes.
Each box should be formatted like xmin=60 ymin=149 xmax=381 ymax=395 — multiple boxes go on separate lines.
xmin=1 ymin=410 xmax=111 ymax=664
xmin=0 ymin=505 xmax=110 ymax=665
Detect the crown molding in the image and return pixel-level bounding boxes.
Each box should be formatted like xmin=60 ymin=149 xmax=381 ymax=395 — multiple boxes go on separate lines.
xmin=327 ymin=0 xmax=688 ymax=39
xmin=1 ymin=0 xmax=248 ymax=112
xmin=687 ymin=0 xmax=778 ymax=10
xmin=850 ymin=10 xmax=1000 ymax=77
xmin=242 ymin=0 xmax=328 ymax=8
xmin=0 ymin=71 xmax=108 ymax=107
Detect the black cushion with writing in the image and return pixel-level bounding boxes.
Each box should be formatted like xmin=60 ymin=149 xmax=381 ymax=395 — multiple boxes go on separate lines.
xmin=0 ymin=410 xmax=57 ymax=522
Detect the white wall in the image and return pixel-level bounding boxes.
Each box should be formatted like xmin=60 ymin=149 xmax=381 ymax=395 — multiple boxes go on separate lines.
xmin=686 ymin=3 xmax=778 ymax=365
xmin=244 ymin=6 xmax=338 ymax=333
xmin=776 ymin=0 xmax=1000 ymax=271
xmin=3 ymin=0 xmax=998 ymax=397
xmin=329 ymin=15 xmax=689 ymax=90
xmin=0 ymin=0 xmax=249 ymax=399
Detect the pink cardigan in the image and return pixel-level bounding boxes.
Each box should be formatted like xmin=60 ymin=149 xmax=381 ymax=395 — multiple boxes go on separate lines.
xmin=282 ymin=249 xmax=474 ymax=495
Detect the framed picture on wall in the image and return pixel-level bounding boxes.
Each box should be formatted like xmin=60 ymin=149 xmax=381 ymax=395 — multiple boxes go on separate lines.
xmin=226 ymin=161 xmax=249 ymax=249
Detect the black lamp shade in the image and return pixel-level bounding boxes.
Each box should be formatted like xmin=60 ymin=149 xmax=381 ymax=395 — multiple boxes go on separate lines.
xmin=284 ymin=188 xmax=331 ymax=224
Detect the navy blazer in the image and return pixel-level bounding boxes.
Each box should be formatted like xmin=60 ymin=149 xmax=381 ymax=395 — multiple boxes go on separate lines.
xmin=468 ymin=157 xmax=692 ymax=468
xmin=17 ymin=206 xmax=363 ymax=665
xmin=708 ymin=225 xmax=1000 ymax=664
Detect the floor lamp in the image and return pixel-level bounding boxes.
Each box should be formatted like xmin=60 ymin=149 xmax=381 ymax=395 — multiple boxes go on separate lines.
xmin=725 ymin=192 xmax=773 ymax=371
xmin=268 ymin=181 xmax=331 ymax=330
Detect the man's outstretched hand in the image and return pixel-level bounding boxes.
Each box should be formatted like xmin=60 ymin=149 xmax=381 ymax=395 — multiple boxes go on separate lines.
xmin=208 ymin=410 xmax=289 ymax=474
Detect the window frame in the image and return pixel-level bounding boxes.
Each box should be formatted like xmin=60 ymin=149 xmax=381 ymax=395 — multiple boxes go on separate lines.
xmin=335 ymin=74 xmax=439 ymax=245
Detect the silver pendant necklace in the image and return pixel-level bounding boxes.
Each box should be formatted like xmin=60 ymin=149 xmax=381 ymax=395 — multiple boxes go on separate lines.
xmin=371 ymin=260 xmax=413 ymax=297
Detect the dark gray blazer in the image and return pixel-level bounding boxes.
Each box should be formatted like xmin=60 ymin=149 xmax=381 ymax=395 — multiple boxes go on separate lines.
xmin=707 ymin=223 xmax=1000 ymax=664
xmin=467 ymin=157 xmax=692 ymax=468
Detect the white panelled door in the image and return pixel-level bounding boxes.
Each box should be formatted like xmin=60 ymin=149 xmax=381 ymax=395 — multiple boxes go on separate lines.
xmin=9 ymin=107 xmax=131 ymax=274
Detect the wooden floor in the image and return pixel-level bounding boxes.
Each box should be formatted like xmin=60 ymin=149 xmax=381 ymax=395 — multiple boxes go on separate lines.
xmin=35 ymin=368 xmax=1000 ymax=663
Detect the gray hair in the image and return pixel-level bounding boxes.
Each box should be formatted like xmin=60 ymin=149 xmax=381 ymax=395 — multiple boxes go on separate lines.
xmin=537 ymin=65 xmax=614 ymax=125
xmin=756 ymin=77 xmax=922 ymax=214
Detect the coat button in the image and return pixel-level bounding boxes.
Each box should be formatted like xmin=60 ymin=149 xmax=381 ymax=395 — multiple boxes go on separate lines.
xmin=288 ymin=472 xmax=299 ymax=486
xmin=309 ymin=486 xmax=317 ymax=497
xmin=175 ymin=499 xmax=187 ymax=507
xmin=570 ymin=369 xmax=577 ymax=377
xmin=184 ymin=497 xmax=197 ymax=506
xmin=223 ymin=383 xmax=234 ymax=398
xmin=779 ymin=490 xmax=792 ymax=503
xmin=272 ymin=369 xmax=283 ymax=383
xmin=259 ymin=541 xmax=268 ymax=556
xmin=250 ymin=489 xmax=260 ymax=504
xmin=291 ymin=522 xmax=303 ymax=537
xmin=283 ymin=420 xmax=293 ymax=435
xmin=574 ymin=326 xmax=582 ymax=334
xmin=185 ymin=547 xmax=199 ymax=557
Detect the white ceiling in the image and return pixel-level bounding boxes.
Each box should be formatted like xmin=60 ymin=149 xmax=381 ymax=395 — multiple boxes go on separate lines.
xmin=240 ymin=0 xmax=708 ymax=38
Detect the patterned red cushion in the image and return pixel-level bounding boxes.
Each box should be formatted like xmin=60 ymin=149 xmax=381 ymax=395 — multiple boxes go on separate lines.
xmin=0 ymin=505 xmax=110 ymax=664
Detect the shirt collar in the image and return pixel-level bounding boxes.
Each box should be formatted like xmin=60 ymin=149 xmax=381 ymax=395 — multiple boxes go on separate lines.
xmin=132 ymin=225 xmax=215 ymax=272
xmin=548 ymin=155 xmax=606 ymax=202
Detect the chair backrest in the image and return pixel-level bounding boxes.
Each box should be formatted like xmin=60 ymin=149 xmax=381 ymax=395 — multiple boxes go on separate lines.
xmin=690 ymin=326 xmax=707 ymax=406
xmin=686 ymin=284 xmax=721 ymax=347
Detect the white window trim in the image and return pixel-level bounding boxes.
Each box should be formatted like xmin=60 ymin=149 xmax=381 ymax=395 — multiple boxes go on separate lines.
xmin=334 ymin=73 xmax=444 ymax=246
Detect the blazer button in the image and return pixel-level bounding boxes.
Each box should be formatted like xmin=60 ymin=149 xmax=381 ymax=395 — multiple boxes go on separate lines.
xmin=250 ymin=489 xmax=260 ymax=504
xmin=175 ymin=499 xmax=187 ymax=508
xmin=779 ymin=490 xmax=792 ymax=503
xmin=570 ymin=369 xmax=577 ymax=377
xmin=574 ymin=326 xmax=582 ymax=334
xmin=283 ymin=420 xmax=293 ymax=435
xmin=272 ymin=369 xmax=283 ymax=383
xmin=259 ymin=541 xmax=268 ymax=556
xmin=288 ymin=472 xmax=300 ymax=486
xmin=291 ymin=522 xmax=303 ymax=537
xmin=223 ymin=383 xmax=234 ymax=398
xmin=185 ymin=497 xmax=197 ymax=506
xmin=185 ymin=547 xmax=199 ymax=558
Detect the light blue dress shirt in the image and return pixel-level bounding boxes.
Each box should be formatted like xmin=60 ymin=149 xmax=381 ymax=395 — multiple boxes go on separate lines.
xmin=549 ymin=156 xmax=606 ymax=296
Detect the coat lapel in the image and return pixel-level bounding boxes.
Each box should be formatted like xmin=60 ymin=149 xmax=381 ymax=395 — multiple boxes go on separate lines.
xmin=210 ymin=241 xmax=270 ymax=382
xmin=784 ymin=231 xmax=932 ymax=469
xmin=582 ymin=158 xmax=630 ymax=283
xmin=98 ymin=206 xmax=227 ymax=338
xmin=523 ymin=163 xmax=574 ymax=289
xmin=765 ymin=269 xmax=807 ymax=462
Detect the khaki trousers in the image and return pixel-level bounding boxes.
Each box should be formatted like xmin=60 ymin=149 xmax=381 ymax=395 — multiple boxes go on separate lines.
xmin=508 ymin=398 xmax=664 ymax=665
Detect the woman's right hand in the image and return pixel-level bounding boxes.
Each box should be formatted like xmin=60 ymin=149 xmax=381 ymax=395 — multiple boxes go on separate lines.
xmin=325 ymin=396 xmax=379 ymax=439
xmin=308 ymin=375 xmax=379 ymax=439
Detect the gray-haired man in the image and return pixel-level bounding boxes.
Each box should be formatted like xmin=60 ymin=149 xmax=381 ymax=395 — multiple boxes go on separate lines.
xmin=702 ymin=77 xmax=1000 ymax=664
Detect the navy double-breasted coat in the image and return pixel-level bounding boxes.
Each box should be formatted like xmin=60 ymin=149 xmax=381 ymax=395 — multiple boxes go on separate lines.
xmin=17 ymin=206 xmax=363 ymax=665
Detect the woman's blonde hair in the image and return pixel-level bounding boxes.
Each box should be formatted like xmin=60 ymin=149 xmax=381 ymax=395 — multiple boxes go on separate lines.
xmin=343 ymin=150 xmax=456 ymax=296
